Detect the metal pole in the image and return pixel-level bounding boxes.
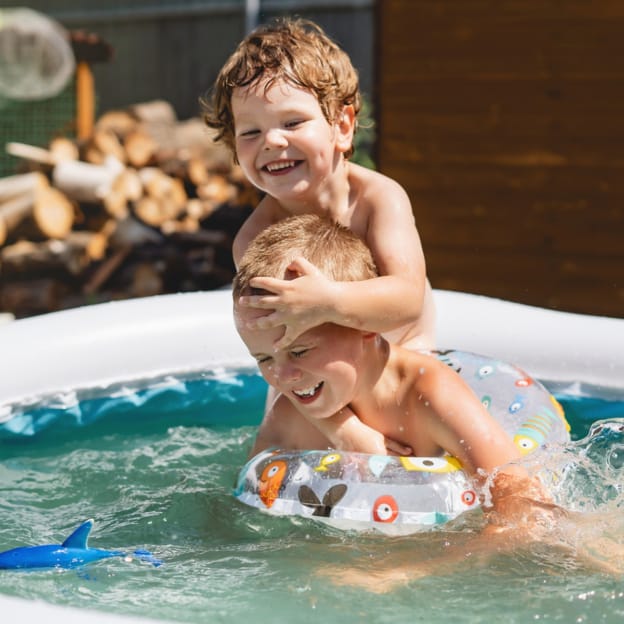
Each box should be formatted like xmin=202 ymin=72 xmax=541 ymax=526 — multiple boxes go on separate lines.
xmin=245 ymin=0 xmax=260 ymax=33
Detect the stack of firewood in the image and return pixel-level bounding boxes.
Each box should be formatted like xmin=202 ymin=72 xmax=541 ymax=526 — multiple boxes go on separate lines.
xmin=0 ymin=100 xmax=259 ymax=318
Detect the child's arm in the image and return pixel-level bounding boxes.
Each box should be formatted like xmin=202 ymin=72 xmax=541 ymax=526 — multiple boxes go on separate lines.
xmin=324 ymin=509 xmax=624 ymax=593
xmin=410 ymin=355 xmax=556 ymax=525
xmin=239 ymin=179 xmax=429 ymax=347
xmin=249 ymin=395 xmax=411 ymax=459
xmin=307 ymin=405 xmax=413 ymax=456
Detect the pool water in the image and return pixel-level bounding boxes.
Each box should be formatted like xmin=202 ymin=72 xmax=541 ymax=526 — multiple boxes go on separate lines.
xmin=0 ymin=372 xmax=623 ymax=624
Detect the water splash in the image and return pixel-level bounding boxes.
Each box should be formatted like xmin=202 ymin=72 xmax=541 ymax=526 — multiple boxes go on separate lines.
xmin=534 ymin=419 xmax=624 ymax=513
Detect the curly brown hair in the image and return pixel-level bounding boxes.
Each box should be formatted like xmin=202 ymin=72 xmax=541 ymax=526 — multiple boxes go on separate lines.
xmin=203 ymin=17 xmax=361 ymax=159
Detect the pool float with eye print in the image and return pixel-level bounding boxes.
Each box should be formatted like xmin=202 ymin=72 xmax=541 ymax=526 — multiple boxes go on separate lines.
xmin=233 ymin=350 xmax=571 ymax=533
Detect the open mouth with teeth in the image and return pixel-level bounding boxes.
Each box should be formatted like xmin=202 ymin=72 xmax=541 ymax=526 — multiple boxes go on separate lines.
xmin=292 ymin=382 xmax=323 ymax=404
xmin=263 ymin=160 xmax=301 ymax=174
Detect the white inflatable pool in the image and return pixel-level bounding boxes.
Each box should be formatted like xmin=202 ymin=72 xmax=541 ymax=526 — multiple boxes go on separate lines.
xmin=0 ymin=288 xmax=623 ymax=622
xmin=1 ymin=288 xmax=623 ymax=413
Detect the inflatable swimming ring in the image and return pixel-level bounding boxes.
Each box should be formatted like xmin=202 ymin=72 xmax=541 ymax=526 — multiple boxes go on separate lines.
xmin=234 ymin=349 xmax=571 ymax=533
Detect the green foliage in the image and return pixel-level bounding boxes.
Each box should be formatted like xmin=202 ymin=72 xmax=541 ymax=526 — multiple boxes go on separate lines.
xmin=351 ymin=95 xmax=376 ymax=170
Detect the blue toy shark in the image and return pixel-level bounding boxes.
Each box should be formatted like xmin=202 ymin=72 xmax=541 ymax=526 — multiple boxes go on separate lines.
xmin=0 ymin=519 xmax=162 ymax=570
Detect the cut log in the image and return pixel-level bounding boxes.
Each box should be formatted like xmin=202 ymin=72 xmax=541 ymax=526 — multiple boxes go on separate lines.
xmin=128 ymin=100 xmax=177 ymax=125
xmin=0 ymin=178 xmax=46 ymax=245
xmin=0 ymin=237 xmax=92 ymax=276
xmin=185 ymin=198 xmax=216 ymax=221
xmin=144 ymin=117 xmax=231 ymax=169
xmin=0 ymin=172 xmax=48 ymax=201
xmin=32 ymin=186 xmax=75 ymax=239
xmin=1 ymin=97 xmax=255 ymax=318
xmin=52 ymin=156 xmax=125 ymax=204
xmin=102 ymin=188 xmax=129 ymax=220
xmin=187 ymin=156 xmax=211 ymax=186
xmin=48 ymin=137 xmax=80 ymax=162
xmin=5 ymin=142 xmax=57 ymax=166
xmin=134 ymin=196 xmax=166 ymax=227
xmin=124 ymin=128 xmax=158 ymax=168
xmin=0 ymin=174 xmax=73 ymax=242
xmin=139 ymin=168 xmax=187 ymax=205
xmin=161 ymin=215 xmax=200 ymax=235
xmin=134 ymin=167 xmax=187 ymax=225
xmin=112 ymin=167 xmax=143 ymax=202
xmin=66 ymin=230 xmax=109 ymax=262
xmin=95 ymin=109 xmax=138 ymax=138
xmin=108 ymin=216 xmax=163 ymax=247
xmin=0 ymin=193 xmax=35 ymax=242
xmin=197 ymin=174 xmax=236 ymax=205
xmin=87 ymin=128 xmax=127 ymax=165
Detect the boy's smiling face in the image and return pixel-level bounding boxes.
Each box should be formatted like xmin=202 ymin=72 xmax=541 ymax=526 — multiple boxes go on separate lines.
xmin=231 ymin=77 xmax=353 ymax=206
xmin=234 ymin=304 xmax=368 ymax=420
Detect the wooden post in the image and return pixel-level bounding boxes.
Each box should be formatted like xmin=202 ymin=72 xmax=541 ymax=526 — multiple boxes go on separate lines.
xmin=76 ymin=61 xmax=95 ymax=140
xmin=70 ymin=31 xmax=113 ymax=141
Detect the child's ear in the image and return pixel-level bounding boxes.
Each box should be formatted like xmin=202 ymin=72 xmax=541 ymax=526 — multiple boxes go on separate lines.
xmin=335 ymin=104 xmax=355 ymax=153
xmin=284 ymin=259 xmax=304 ymax=280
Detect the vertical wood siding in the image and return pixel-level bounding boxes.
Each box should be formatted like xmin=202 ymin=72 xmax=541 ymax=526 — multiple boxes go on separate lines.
xmin=377 ymin=1 xmax=624 ymax=317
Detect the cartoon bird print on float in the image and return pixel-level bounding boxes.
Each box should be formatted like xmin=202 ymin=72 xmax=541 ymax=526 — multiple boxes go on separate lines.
xmin=314 ymin=452 xmax=343 ymax=478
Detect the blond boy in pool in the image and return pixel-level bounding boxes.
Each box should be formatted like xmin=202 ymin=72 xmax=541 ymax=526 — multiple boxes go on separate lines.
xmin=233 ymin=214 xmax=546 ymax=517
xmin=233 ymin=214 xmax=623 ymax=589
xmin=205 ymin=17 xmax=435 ymax=351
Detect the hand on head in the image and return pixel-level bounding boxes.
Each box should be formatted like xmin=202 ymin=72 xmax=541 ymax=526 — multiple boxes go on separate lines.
xmin=237 ymin=257 xmax=336 ymax=349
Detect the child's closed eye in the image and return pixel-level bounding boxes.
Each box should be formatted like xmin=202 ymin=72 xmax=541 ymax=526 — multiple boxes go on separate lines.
xmin=238 ymin=128 xmax=260 ymax=138
xmin=290 ymin=348 xmax=310 ymax=358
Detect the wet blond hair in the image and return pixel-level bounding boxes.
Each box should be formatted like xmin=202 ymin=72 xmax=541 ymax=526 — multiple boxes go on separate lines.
xmin=203 ymin=17 xmax=361 ymax=158
xmin=233 ymin=214 xmax=377 ymax=299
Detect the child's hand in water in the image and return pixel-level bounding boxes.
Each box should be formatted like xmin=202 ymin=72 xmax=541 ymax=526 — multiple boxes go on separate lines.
xmin=327 ymin=566 xmax=419 ymax=594
xmin=239 ymin=257 xmax=338 ymax=348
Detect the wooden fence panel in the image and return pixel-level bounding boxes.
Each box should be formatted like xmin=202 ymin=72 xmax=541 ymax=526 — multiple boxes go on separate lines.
xmin=377 ymin=0 xmax=624 ymax=317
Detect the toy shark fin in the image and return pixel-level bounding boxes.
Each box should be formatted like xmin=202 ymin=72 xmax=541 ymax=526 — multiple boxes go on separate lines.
xmin=61 ymin=519 xmax=94 ymax=549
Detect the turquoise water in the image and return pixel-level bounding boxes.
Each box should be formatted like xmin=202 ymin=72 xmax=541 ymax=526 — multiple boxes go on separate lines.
xmin=0 ymin=372 xmax=623 ymax=623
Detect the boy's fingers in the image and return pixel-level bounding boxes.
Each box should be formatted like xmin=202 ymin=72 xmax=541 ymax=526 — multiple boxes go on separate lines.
xmin=239 ymin=295 xmax=279 ymax=309
xmin=287 ymin=256 xmax=322 ymax=276
xmin=249 ymin=276 xmax=283 ymax=291
xmin=247 ymin=312 xmax=280 ymax=330
xmin=385 ymin=437 xmax=412 ymax=456
xmin=274 ymin=326 xmax=303 ymax=349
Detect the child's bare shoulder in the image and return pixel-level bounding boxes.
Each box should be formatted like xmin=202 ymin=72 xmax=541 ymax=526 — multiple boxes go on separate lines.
xmin=233 ymin=196 xmax=283 ymax=264
xmin=349 ymin=163 xmax=412 ymax=218
xmin=394 ymin=347 xmax=451 ymax=386
xmin=350 ymin=163 xmax=408 ymax=197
